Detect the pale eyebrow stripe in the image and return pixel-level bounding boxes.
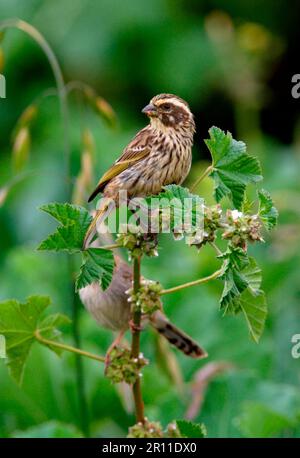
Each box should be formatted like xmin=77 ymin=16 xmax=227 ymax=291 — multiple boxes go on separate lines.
xmin=154 ymin=98 xmax=190 ymax=112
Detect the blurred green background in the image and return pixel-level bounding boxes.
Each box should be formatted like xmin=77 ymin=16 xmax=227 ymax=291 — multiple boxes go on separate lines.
xmin=1 ymin=0 xmax=300 ymax=438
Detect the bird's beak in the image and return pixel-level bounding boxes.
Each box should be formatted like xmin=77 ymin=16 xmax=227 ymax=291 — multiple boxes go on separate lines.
xmin=142 ymin=103 xmax=157 ymax=117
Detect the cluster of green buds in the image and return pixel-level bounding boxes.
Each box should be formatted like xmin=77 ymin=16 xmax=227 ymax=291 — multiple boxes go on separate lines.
xmin=188 ymin=204 xmax=222 ymax=249
xmin=127 ymin=420 xmax=192 ymax=438
xmin=222 ymin=209 xmax=263 ymax=249
xmin=128 ymin=418 xmax=164 ymax=438
xmin=116 ymin=225 xmax=158 ymax=258
xmin=105 ymin=347 xmax=148 ymax=384
xmin=127 ymin=279 xmax=162 ymax=315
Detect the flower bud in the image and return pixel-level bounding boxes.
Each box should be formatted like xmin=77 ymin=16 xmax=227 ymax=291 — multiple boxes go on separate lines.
xmin=18 ymin=105 xmax=38 ymax=127
xmin=83 ymin=86 xmax=116 ymax=127
xmin=12 ymin=127 xmax=30 ymax=172
xmin=128 ymin=418 xmax=164 ymax=438
xmin=0 ymin=186 xmax=8 ymax=207
xmin=72 ymin=129 xmax=95 ymax=205
xmin=0 ymin=47 xmax=4 ymax=73
xmin=117 ymin=228 xmax=158 ymax=258
xmin=95 ymin=97 xmax=116 ymax=127
xmin=105 ymin=347 xmax=148 ymax=385
xmin=127 ymin=279 xmax=162 ymax=315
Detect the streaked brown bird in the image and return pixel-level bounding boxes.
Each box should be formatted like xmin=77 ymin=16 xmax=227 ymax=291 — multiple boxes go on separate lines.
xmin=83 ymin=93 xmax=195 ymax=248
xmin=79 ymin=255 xmax=207 ymax=359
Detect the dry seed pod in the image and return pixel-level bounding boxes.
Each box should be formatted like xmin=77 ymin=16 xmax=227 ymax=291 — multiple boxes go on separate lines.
xmin=0 ymin=47 xmax=4 ymax=73
xmin=72 ymin=129 xmax=95 ymax=205
xmin=83 ymin=86 xmax=116 ymax=127
xmin=0 ymin=186 xmax=8 ymax=207
xmin=72 ymin=152 xmax=94 ymax=205
xmin=82 ymin=128 xmax=95 ymax=159
xmin=11 ymin=105 xmax=38 ymax=146
xmin=18 ymin=105 xmax=38 ymax=128
xmin=12 ymin=127 xmax=30 ymax=173
xmin=95 ymin=96 xmax=116 ymax=127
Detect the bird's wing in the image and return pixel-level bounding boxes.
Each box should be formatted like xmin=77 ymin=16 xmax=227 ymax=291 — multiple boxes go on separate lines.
xmin=88 ymin=127 xmax=152 ymax=202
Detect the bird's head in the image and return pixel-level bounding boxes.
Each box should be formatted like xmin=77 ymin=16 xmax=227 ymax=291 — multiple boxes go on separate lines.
xmin=142 ymin=94 xmax=195 ymax=133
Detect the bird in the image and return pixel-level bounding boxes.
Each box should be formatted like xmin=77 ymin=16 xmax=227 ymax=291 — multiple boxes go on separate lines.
xmin=83 ymin=93 xmax=196 ymax=248
xmin=79 ymin=255 xmax=207 ymax=361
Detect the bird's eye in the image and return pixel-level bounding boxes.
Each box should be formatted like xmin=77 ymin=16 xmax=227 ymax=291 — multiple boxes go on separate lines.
xmin=162 ymin=103 xmax=171 ymax=111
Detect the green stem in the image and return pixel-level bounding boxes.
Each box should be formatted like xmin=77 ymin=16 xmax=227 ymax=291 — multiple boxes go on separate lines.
xmin=160 ymin=268 xmax=223 ymax=295
xmin=210 ymin=241 xmax=223 ymax=256
xmin=99 ymin=243 xmax=121 ymax=250
xmin=0 ymin=19 xmax=70 ymax=179
xmin=131 ymin=256 xmax=145 ymax=424
xmin=70 ymin=286 xmax=90 ymax=437
xmin=35 ymin=330 xmax=105 ymax=363
xmin=65 ymin=80 xmax=94 ymax=96
xmin=0 ymin=19 xmax=89 ymax=436
xmin=190 ymin=165 xmax=213 ymax=192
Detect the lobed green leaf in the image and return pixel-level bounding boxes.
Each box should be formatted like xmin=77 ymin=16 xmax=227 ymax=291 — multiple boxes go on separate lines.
xmin=38 ymin=203 xmax=92 ymax=252
xmin=75 ymin=248 xmax=115 ymax=291
xmin=239 ymin=290 xmax=267 ymax=343
xmin=176 ymin=420 xmax=206 ymax=438
xmin=0 ymin=296 xmax=69 ymax=384
xmin=205 ymin=127 xmax=263 ymax=209
xmin=258 ymin=189 xmax=278 ymax=230
xmin=219 ymin=246 xmax=266 ymax=342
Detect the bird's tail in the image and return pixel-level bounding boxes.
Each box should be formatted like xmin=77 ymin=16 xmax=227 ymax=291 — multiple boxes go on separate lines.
xmin=150 ymin=310 xmax=207 ymax=359
xmin=83 ymin=203 xmax=110 ymax=249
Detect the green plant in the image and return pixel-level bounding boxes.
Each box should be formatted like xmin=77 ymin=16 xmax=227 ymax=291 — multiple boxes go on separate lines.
xmin=0 ymin=18 xmax=115 ymax=437
xmin=0 ymin=123 xmax=277 ymax=437
xmin=0 ymin=20 xmax=278 ymax=438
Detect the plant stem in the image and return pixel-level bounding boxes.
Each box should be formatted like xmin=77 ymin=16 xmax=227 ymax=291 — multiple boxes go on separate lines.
xmin=0 ymin=19 xmax=89 ymax=436
xmin=131 ymin=256 xmax=145 ymax=424
xmin=160 ymin=268 xmax=223 ymax=295
xmin=35 ymin=330 xmax=105 ymax=363
xmin=65 ymin=80 xmax=94 ymax=96
xmin=190 ymin=164 xmax=213 ymax=192
xmin=99 ymin=243 xmax=121 ymax=250
xmin=210 ymin=241 xmax=223 ymax=256
xmin=0 ymin=19 xmax=70 ymax=179
xmin=70 ymin=287 xmax=90 ymax=437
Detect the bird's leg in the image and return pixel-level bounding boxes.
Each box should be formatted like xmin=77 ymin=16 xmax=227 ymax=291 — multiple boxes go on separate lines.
xmin=129 ymin=314 xmax=149 ymax=334
xmin=105 ymin=329 xmax=126 ymax=370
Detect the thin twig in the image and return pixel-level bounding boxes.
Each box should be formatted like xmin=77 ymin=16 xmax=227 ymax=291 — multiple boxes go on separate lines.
xmin=131 ymin=256 xmax=145 ymax=424
xmin=160 ymin=268 xmax=223 ymax=295
xmin=65 ymin=80 xmax=93 ymax=95
xmin=99 ymin=243 xmax=121 ymax=250
xmin=210 ymin=241 xmax=223 ymax=256
xmin=35 ymin=330 xmax=105 ymax=363
xmin=190 ymin=165 xmax=213 ymax=192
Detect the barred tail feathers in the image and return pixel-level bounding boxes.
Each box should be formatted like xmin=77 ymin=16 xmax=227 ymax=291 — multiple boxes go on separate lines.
xmin=150 ymin=311 xmax=207 ymax=359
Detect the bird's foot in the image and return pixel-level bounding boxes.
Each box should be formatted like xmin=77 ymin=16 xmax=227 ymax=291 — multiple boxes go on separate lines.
xmin=129 ymin=319 xmax=143 ymax=333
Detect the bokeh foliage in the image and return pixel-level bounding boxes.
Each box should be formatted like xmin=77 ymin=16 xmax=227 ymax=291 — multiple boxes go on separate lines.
xmin=0 ymin=0 xmax=300 ymax=438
